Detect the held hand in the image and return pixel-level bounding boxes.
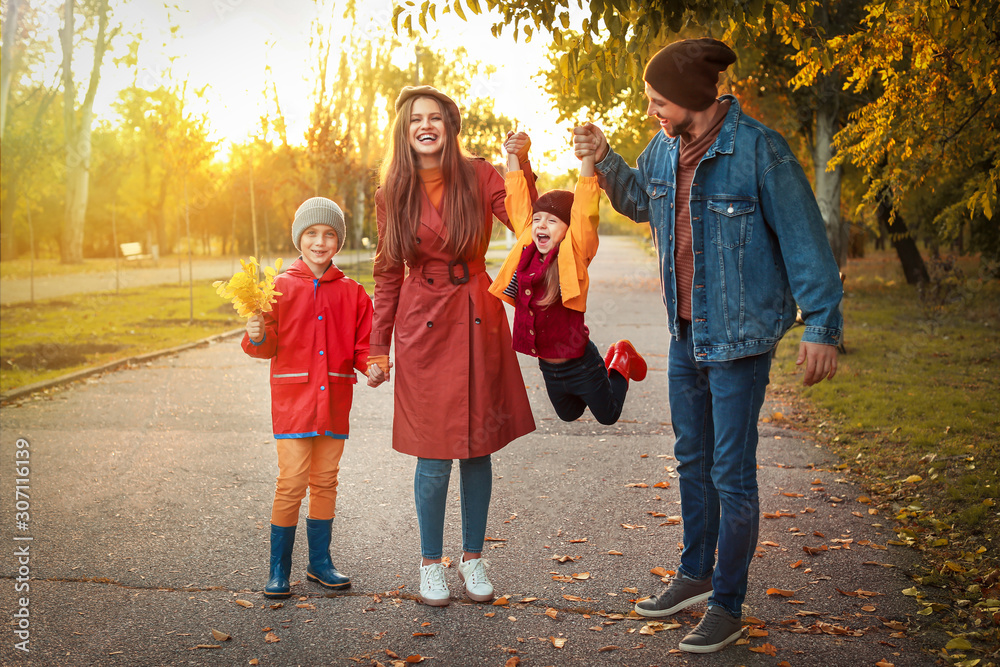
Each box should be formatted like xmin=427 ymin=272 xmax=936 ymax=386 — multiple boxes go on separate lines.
xmin=573 ymin=123 xmax=609 ymax=163
xmin=367 ymin=356 xmax=392 ymax=387
xmin=796 ymin=342 xmax=838 ymax=386
xmin=505 ymin=130 xmax=531 ymax=162
xmin=246 ymin=314 xmax=265 ymax=343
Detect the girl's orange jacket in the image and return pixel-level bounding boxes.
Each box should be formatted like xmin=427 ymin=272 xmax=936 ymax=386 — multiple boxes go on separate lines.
xmin=242 ymin=258 xmax=373 ymax=439
xmin=488 ymin=173 xmax=601 ymax=313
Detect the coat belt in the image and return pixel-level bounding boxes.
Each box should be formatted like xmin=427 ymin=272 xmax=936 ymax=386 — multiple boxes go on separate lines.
xmin=410 ymin=258 xmax=486 ymax=285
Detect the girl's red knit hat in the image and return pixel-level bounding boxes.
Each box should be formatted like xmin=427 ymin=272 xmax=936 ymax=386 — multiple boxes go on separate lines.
xmin=532 ymin=190 xmax=574 ymax=226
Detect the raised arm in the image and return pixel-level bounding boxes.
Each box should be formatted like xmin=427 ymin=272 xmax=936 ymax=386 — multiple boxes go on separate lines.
xmin=502 ymin=131 xmax=533 ymax=237
xmin=573 ymin=123 xmax=651 ymax=224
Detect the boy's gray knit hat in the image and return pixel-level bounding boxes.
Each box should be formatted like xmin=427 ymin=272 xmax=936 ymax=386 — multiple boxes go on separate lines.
xmin=291 ymin=197 xmax=346 ymax=252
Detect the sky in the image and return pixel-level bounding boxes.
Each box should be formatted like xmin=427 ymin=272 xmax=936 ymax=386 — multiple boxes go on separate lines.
xmin=78 ymin=0 xmax=591 ymax=171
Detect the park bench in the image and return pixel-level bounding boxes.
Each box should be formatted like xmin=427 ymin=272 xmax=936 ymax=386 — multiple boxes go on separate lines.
xmin=119 ymin=242 xmax=152 ymax=261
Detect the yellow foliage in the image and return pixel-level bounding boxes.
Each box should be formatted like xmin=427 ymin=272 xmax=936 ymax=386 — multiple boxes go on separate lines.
xmin=213 ymin=257 xmax=283 ymax=318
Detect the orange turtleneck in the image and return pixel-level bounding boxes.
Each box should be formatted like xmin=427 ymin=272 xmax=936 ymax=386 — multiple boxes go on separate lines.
xmin=418 ymin=166 xmax=444 ymax=211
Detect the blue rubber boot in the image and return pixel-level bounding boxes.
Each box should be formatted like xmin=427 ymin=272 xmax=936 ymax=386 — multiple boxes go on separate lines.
xmin=264 ymin=524 xmax=296 ymax=599
xmin=305 ymin=518 xmax=351 ymax=590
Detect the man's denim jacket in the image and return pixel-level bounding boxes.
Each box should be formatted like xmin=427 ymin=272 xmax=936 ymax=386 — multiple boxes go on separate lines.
xmin=596 ymin=95 xmax=843 ymax=362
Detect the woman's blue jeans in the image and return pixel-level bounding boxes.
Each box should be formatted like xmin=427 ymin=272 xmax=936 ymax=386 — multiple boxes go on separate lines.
xmin=668 ymin=321 xmax=771 ymax=617
xmin=414 ymin=455 xmax=492 ymax=560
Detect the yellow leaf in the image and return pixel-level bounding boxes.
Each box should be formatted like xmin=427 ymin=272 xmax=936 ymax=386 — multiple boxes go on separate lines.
xmin=946 ymin=637 xmax=973 ymax=650
xmin=904 ymin=475 xmax=922 ymax=484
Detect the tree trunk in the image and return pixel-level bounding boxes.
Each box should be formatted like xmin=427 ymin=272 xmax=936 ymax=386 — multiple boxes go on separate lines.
xmin=813 ymin=74 xmax=847 ymax=268
xmin=59 ymin=0 xmax=111 ymax=264
xmin=877 ymin=196 xmax=929 ymax=285
xmin=0 ymin=0 xmax=22 ymax=142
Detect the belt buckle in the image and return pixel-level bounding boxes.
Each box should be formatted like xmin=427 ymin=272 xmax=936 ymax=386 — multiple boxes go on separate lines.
xmin=448 ymin=259 xmax=470 ymax=285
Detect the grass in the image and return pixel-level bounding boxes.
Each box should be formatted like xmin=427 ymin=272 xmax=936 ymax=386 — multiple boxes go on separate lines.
xmin=770 ymin=249 xmax=999 ymax=663
xmin=0 ymin=261 xmax=375 ymax=394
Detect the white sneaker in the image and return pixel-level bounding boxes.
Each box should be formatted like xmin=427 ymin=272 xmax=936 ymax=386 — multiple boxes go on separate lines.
xmin=457 ymin=557 xmax=494 ymax=602
xmin=419 ymin=562 xmax=450 ymax=606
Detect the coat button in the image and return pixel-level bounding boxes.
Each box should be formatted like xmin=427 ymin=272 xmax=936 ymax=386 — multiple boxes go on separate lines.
xmin=416 ymin=237 xmax=422 ymax=244
xmin=319 ymin=351 xmax=324 ymax=355
xmin=727 ymin=206 xmax=734 ymax=214
xmin=320 ymin=385 xmax=326 ymax=391
xmin=525 ymin=289 xmax=532 ymax=296
xmin=475 ymin=318 xmax=481 ymax=324
xmin=428 ymin=278 xmax=434 ymax=284
xmin=529 ymin=329 xmax=534 ymax=335
xmin=531 ymin=348 xmax=536 ymax=354
xmin=318 ymin=315 xmax=323 ymax=320
xmin=426 ymin=321 xmax=433 ymax=328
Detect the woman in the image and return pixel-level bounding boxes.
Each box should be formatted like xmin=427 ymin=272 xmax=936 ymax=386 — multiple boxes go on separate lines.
xmin=367 ymin=85 xmax=537 ymax=606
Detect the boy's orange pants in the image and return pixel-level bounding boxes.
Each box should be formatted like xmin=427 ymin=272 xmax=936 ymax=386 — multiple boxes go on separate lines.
xmin=271 ymin=435 xmax=345 ymax=527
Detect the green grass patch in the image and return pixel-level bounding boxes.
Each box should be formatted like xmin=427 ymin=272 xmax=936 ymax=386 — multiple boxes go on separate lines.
xmin=0 ymin=262 xmax=375 ymax=393
xmin=772 ymin=252 xmax=999 ymax=532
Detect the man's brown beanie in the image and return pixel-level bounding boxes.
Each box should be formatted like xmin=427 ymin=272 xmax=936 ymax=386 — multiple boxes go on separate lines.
xmin=643 ymin=38 xmax=737 ymax=111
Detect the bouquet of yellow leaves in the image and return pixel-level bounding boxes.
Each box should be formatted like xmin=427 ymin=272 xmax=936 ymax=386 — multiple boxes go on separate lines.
xmin=214 ymin=257 xmax=283 ymax=318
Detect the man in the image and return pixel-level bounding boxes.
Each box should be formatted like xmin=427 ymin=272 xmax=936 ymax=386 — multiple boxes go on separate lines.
xmin=573 ymin=38 xmax=842 ymax=653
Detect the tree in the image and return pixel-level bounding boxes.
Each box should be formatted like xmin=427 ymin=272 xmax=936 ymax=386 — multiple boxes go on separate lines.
xmin=59 ymin=0 xmax=116 ymax=264
xmin=1 ymin=0 xmax=24 ymax=141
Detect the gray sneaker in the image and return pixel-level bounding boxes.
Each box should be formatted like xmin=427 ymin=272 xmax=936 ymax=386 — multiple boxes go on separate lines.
xmin=633 ymin=571 xmax=713 ymax=617
xmin=678 ymin=605 xmax=743 ymax=653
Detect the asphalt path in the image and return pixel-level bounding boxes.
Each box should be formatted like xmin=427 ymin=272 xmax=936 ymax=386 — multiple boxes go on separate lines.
xmin=0 ymin=236 xmax=934 ymax=666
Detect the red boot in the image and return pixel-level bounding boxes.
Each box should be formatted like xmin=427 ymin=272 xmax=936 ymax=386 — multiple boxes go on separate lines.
xmin=607 ymin=339 xmax=647 ymax=382
xmin=604 ymin=343 xmax=616 ymax=369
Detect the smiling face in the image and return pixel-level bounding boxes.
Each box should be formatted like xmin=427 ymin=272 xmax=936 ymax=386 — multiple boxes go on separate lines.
xmin=299 ymin=224 xmax=339 ymax=277
xmin=531 ymin=211 xmax=569 ymax=256
xmin=645 ymin=82 xmax=693 ymax=139
xmin=408 ymin=97 xmax=447 ymax=168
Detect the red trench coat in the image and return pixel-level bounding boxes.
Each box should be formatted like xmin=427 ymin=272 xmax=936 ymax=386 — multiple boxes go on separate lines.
xmin=371 ymin=158 xmax=537 ymax=460
xmin=242 ymin=259 xmax=373 ymax=439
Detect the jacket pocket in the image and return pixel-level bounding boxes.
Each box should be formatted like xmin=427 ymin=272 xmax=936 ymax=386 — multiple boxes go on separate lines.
xmin=708 ymin=199 xmax=756 ymax=249
xmin=272 ymin=370 xmax=309 ymax=384
xmin=327 ymin=370 xmax=357 ymax=385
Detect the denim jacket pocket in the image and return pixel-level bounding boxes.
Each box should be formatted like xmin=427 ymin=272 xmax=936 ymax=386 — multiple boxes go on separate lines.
xmin=708 ymin=199 xmax=756 ymax=249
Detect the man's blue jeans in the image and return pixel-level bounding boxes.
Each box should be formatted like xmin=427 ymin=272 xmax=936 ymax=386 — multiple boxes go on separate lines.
xmin=414 ymin=456 xmax=492 ymax=560
xmin=669 ymin=321 xmax=771 ymax=617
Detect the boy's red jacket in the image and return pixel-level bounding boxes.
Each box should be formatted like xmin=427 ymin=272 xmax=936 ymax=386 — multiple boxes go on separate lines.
xmin=241 ymin=258 xmax=373 ymax=439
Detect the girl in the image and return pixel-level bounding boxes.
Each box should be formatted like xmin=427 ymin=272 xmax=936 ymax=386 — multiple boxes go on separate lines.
xmin=243 ymin=197 xmax=373 ymax=599
xmin=366 ymin=86 xmax=536 ymax=606
xmin=489 ymin=135 xmax=647 ymax=425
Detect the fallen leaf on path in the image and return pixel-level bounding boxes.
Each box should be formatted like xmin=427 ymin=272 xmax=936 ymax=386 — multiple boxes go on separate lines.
xmin=653 ymin=481 xmax=670 ymax=488
xmin=484 ymin=612 xmax=495 ymax=617
xmin=608 ymin=551 xmax=623 ymax=556
xmin=552 ymin=575 xmax=573 ymax=582
xmin=249 ymin=660 xmax=259 ymax=665
xmin=189 ymin=645 xmax=221 ymax=650
xmin=659 ymin=517 xmax=682 ymax=526
xmin=264 ymin=632 xmax=280 ymax=643
xmin=563 ymin=594 xmax=584 ymax=602
xmin=493 ymin=596 xmax=509 ymax=606
xmin=803 ymin=545 xmax=828 ymax=556
xmin=945 ymin=637 xmax=973 ymax=650
xmin=568 ymin=538 xmax=588 ymax=543
xmin=650 ymin=567 xmax=671 ymax=577
xmin=412 ymin=632 xmax=435 ymax=637
xmin=296 ymin=603 xmax=316 ymax=609
xmin=598 ymin=645 xmax=619 ymax=652
xmin=836 ymin=588 xmax=882 ymax=598
xmin=904 ymin=475 xmax=922 ymax=484
xmin=235 ymin=600 xmax=254 ymax=608
xmin=862 ymin=605 xmax=876 ymax=612
xmin=550 ymin=637 xmax=567 ymax=648
xmin=625 ymin=483 xmax=649 ymax=488
xmin=571 ymin=572 xmax=591 ymax=580
xmin=210 ymin=629 xmax=230 ymax=641
xmin=767 ymin=588 xmax=797 ymax=597
xmin=269 ymin=603 xmax=283 ymax=609
xmin=551 ymin=554 xmax=578 ymax=563
xmin=761 ymin=541 xmax=780 ymax=547
xmin=790 ymin=560 xmax=803 ymax=568
xmin=504 ymin=658 xmax=520 ymax=667
xmin=622 ymin=587 xmax=638 ymax=594
xmin=782 ymin=492 xmax=805 ymax=497
xmin=748 ymin=627 xmax=769 ymax=637
xmin=545 ymin=608 xmax=559 ymax=619
xmin=875 ymin=661 xmax=895 ymax=667
xmin=749 ymin=643 xmax=777 ymax=655
xmin=405 ymin=655 xmax=425 ymax=663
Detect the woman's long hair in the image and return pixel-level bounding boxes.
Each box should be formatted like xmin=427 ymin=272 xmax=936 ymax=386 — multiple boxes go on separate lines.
xmin=377 ymin=95 xmax=484 ymax=267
